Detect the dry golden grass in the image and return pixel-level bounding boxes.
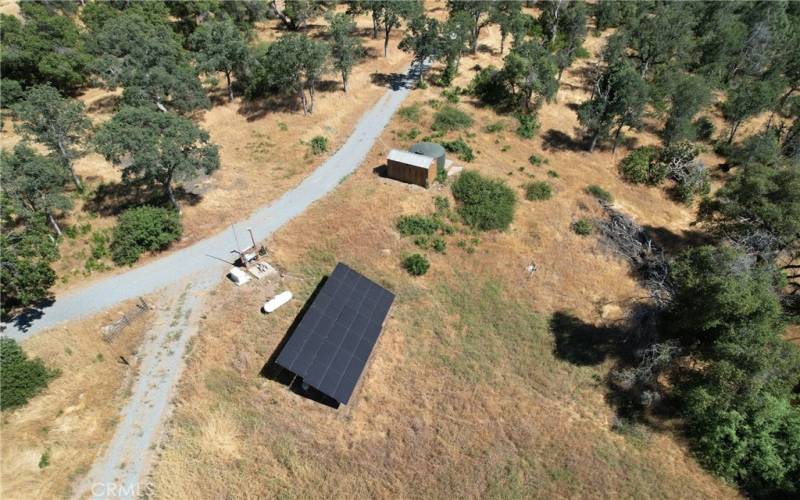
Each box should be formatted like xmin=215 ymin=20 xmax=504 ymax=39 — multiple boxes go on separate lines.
xmin=150 ymin=21 xmax=739 ymax=500
xmin=0 ymin=301 xmax=153 ymax=499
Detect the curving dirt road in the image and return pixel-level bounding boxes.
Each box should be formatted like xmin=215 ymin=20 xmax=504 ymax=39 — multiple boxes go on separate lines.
xmin=3 ymin=62 xmax=424 ymax=341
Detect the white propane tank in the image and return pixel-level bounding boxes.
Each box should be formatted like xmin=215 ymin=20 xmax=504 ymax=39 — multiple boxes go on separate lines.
xmin=262 ymin=291 xmax=293 ymax=313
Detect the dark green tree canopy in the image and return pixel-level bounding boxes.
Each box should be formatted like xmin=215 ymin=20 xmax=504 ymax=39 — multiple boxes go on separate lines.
xmin=661 ymin=72 xmax=711 ymax=145
xmin=624 ymin=3 xmax=695 ymax=79
xmin=500 ymin=41 xmax=559 ymax=114
xmin=0 ymin=143 xmax=72 ymax=235
xmin=0 ymin=3 xmax=91 ymax=97
xmin=447 ymin=0 xmax=493 ymax=54
xmin=246 ymin=33 xmax=328 ymax=114
xmin=189 ymin=17 xmax=249 ymax=102
xmin=89 ymin=11 xmax=209 ymax=113
xmin=667 ymin=245 xmax=785 ymax=349
xmin=0 ymin=216 xmax=60 ymax=315
xmin=0 ymin=337 xmax=58 ymax=409
xmin=489 ymin=0 xmax=522 ymax=55
xmin=94 ymin=106 xmax=219 ymax=211
xmin=13 ymin=84 xmax=91 ymax=189
xmin=325 ymin=12 xmax=365 ymax=93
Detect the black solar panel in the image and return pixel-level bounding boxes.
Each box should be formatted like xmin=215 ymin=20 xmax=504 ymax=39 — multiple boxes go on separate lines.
xmin=274 ymin=263 xmax=395 ymax=405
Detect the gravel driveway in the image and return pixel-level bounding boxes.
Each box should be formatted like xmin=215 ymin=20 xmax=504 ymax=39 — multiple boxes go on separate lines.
xmin=3 ymin=62 xmax=424 ymax=341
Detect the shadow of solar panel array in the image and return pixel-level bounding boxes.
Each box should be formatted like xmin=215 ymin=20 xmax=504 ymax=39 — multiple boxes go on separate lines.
xmin=275 ymin=263 xmax=395 ymax=405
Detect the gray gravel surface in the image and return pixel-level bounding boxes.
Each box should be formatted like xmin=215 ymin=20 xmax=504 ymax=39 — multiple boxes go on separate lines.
xmin=3 ymin=62 xmax=423 ymax=340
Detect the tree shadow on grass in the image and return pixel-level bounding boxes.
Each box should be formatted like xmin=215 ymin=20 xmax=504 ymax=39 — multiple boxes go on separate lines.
xmin=260 ymin=276 xmax=340 ymax=409
xmin=237 ymin=94 xmax=306 ymax=122
xmin=370 ymin=71 xmax=409 ymax=91
xmin=550 ymin=311 xmax=627 ymax=366
xmin=85 ymin=179 xmax=201 ymax=217
xmin=85 ymin=93 xmax=120 ymax=114
xmin=541 ymin=129 xmax=587 ymax=152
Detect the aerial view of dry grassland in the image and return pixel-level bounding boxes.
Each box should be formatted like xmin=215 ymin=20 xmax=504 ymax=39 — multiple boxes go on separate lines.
xmin=1 ymin=1 xmax=798 ymax=499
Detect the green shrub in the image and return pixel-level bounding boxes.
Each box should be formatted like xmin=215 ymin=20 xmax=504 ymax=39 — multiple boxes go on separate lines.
xmin=436 ymin=165 xmax=447 ymax=183
xmin=713 ymin=140 xmax=734 ymax=158
xmin=398 ymin=103 xmax=422 ymax=122
xmin=585 ymin=184 xmax=613 ymax=203
xmin=515 ymin=114 xmax=540 ymax=139
xmin=432 ymin=237 xmax=447 ymax=253
xmin=397 ymin=127 xmax=420 ymax=141
xmin=111 ymin=206 xmax=183 ymax=266
xmin=442 ymin=87 xmax=460 ymax=103
xmin=618 ymin=146 xmax=665 ymax=185
xmin=451 ymin=171 xmax=516 ymax=231
xmin=694 ymin=116 xmax=715 ymax=142
xmin=484 ymin=121 xmax=505 ymax=133
xmin=0 ymin=338 xmax=58 ymax=410
xmin=38 ymin=450 xmax=50 ymax=469
xmin=547 ymin=170 xmax=559 ymax=178
xmin=309 ymin=135 xmax=329 ymax=155
xmin=524 ymin=181 xmax=553 ymax=201
xmin=469 ymin=66 xmax=508 ymax=107
xmin=278 ymin=122 xmax=288 ymax=131
xmin=396 ymin=215 xmax=441 ymax=236
xmin=403 ymin=253 xmax=430 ymax=276
xmin=572 ymin=218 xmax=593 ymax=235
xmin=413 ymin=235 xmax=430 ymax=248
xmin=434 ymin=196 xmax=449 ymax=212
xmin=432 ymin=105 xmax=474 ymax=132
xmin=442 ymin=139 xmax=475 ymax=162
xmin=528 ymin=153 xmax=547 ymax=166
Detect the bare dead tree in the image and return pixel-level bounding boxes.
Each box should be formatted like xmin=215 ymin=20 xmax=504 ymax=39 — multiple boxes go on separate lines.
xmin=596 ymin=204 xmax=674 ymax=306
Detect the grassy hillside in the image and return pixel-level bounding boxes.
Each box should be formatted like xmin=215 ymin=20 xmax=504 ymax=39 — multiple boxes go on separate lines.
xmin=150 ymin=24 xmax=739 ymax=499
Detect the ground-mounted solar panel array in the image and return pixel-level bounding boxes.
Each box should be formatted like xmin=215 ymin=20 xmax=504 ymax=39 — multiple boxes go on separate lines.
xmin=275 ymin=263 xmax=395 ymax=405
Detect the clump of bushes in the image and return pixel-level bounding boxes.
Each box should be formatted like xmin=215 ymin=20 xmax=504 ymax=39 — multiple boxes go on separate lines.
xmin=432 ymin=105 xmax=474 ymax=132
xmin=617 ymin=142 xmax=709 ymax=203
xmin=451 ymin=170 xmax=516 ymax=231
xmin=694 ymin=116 xmax=715 ymax=142
xmin=432 ymin=237 xmax=446 ymax=253
xmin=441 ymin=87 xmax=460 ymax=104
xmin=524 ymin=181 xmax=553 ymax=201
xmin=484 ymin=121 xmax=504 ymax=133
xmin=585 ymin=184 xmax=614 ymax=204
xmin=618 ymin=146 xmax=664 ymax=185
xmin=528 ymin=153 xmax=547 ymax=166
xmin=398 ymin=103 xmax=422 ymax=122
xmin=442 ymin=139 xmax=475 ymax=162
xmin=468 ymin=66 xmax=507 ymax=107
xmin=515 ymin=114 xmax=540 ymax=139
xmin=572 ymin=218 xmax=593 ymax=235
xmin=309 ymin=136 xmax=329 ymax=155
xmin=547 ymin=170 xmax=559 ymax=178
xmin=111 ymin=206 xmax=183 ymax=266
xmin=396 ymin=214 xmax=442 ymax=236
xmin=403 ymin=253 xmax=429 ymax=276
xmin=0 ymin=337 xmax=58 ymax=410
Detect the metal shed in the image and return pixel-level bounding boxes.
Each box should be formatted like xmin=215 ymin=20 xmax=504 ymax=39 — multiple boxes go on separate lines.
xmin=386 ymin=149 xmax=436 ymax=188
xmin=410 ymin=142 xmax=446 ymax=171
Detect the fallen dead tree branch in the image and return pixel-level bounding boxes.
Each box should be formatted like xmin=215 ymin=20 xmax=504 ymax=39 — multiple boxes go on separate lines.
xmin=596 ymin=204 xmax=673 ymax=307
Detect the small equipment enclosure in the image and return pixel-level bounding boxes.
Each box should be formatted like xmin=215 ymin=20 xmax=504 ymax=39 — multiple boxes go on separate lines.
xmin=386 ymin=149 xmax=436 ymax=188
